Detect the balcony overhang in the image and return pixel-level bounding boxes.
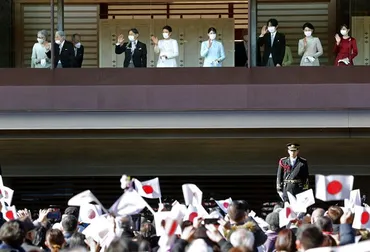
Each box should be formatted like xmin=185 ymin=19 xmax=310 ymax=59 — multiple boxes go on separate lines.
xmin=0 ymin=110 xmax=370 ymax=130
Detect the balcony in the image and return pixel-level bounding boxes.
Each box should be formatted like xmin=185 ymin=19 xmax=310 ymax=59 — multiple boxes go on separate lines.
xmin=1 ymin=66 xmax=370 ymax=112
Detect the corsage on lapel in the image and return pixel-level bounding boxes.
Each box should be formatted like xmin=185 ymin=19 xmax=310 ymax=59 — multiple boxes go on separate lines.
xmin=279 ymin=158 xmax=291 ymax=172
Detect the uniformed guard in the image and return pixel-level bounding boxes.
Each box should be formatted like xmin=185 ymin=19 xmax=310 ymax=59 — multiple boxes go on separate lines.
xmin=276 ymin=143 xmax=309 ymax=201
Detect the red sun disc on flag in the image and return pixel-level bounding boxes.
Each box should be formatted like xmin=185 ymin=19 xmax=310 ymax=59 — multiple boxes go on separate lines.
xmin=5 ymin=210 xmax=14 ymax=220
xmin=361 ymin=211 xmax=370 ymax=225
xmin=189 ymin=212 xmax=198 ymax=222
xmin=87 ymin=209 xmax=96 ymax=219
xmin=223 ymin=202 xmax=229 ymax=209
xmin=286 ymin=207 xmax=291 ymax=218
xmin=168 ymin=221 xmax=178 ymax=236
xmin=142 ymin=185 xmax=154 ymax=194
xmin=326 ymin=180 xmax=343 ymax=195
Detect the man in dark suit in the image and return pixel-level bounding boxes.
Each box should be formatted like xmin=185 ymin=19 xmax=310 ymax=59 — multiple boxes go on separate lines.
xmin=277 ymin=143 xmax=309 ymax=202
xmin=235 ymin=29 xmax=248 ymax=67
xmin=46 ymin=31 xmax=76 ymax=68
xmin=115 ymin=28 xmax=147 ymax=68
xmin=258 ymin=18 xmax=286 ymax=67
xmin=72 ymin=34 xmax=84 ymax=68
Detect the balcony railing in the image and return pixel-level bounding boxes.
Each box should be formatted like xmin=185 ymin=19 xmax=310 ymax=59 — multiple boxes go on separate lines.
xmin=0 ymin=66 xmax=369 ymax=111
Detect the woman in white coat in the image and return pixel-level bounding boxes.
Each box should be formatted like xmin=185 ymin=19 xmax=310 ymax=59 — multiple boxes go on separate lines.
xmin=151 ymin=25 xmax=179 ymax=68
xmin=31 ymin=30 xmax=52 ymax=68
xmin=200 ymin=27 xmax=226 ymax=67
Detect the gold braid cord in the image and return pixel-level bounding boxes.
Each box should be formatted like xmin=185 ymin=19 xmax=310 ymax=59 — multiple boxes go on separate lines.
xmin=223 ymin=221 xmax=256 ymax=240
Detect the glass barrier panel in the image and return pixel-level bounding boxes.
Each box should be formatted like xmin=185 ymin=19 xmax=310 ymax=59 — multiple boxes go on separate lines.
xmin=256 ymin=0 xmax=331 ymax=67
xmin=350 ymin=0 xmax=370 ymax=66
xmin=11 ymin=0 xmax=251 ymax=69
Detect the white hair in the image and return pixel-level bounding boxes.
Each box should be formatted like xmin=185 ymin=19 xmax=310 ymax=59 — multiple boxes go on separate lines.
xmin=56 ymin=30 xmax=65 ymax=38
xmin=37 ymin=30 xmax=48 ymax=39
xmin=186 ymin=239 xmax=213 ymax=252
xmin=229 ymin=229 xmax=255 ymax=250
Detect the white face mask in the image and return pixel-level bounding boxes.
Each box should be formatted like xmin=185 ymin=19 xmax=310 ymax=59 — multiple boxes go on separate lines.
xmin=37 ymin=38 xmax=44 ymax=44
xmin=209 ymin=34 xmax=216 ymax=40
xmin=128 ymin=35 xmax=135 ymax=42
xmin=340 ymin=29 xmax=348 ymax=36
xmin=304 ymin=31 xmax=312 ymax=37
xmin=267 ymin=26 xmax=276 ymax=33
xmin=163 ymin=33 xmax=169 ymax=39
xmin=75 ymin=42 xmax=81 ymax=49
xmin=55 ymin=40 xmax=61 ymax=45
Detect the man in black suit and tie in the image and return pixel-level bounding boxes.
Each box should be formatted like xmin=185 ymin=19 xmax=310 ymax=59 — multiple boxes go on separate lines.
xmin=72 ymin=34 xmax=84 ymax=68
xmin=115 ymin=28 xmax=147 ymax=68
xmin=258 ymin=18 xmax=286 ymax=67
xmin=277 ymin=143 xmax=309 ymax=202
xmin=46 ymin=31 xmax=76 ymax=68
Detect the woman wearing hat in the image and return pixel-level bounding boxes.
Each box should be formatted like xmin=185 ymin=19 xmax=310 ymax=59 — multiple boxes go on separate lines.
xmin=276 ymin=143 xmax=309 ymax=202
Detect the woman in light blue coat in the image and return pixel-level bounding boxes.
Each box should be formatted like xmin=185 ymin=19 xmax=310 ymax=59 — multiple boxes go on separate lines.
xmin=200 ymin=27 xmax=226 ymax=67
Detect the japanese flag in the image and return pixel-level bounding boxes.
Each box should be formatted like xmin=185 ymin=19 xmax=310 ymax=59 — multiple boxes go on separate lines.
xmin=215 ymin=198 xmax=232 ymax=214
xmin=79 ymin=203 xmax=103 ymax=224
xmin=344 ymin=189 xmax=362 ymax=210
xmin=154 ymin=211 xmax=182 ymax=236
xmin=0 ymin=186 xmax=14 ymax=206
xmin=183 ymin=205 xmax=198 ymax=222
xmin=288 ymin=189 xmax=315 ymax=213
xmin=279 ymin=202 xmax=297 ymax=228
xmin=315 ymin=175 xmax=354 ymax=201
xmin=158 ymin=203 xmax=186 ymax=250
xmin=82 ymin=216 xmax=113 ymax=244
xmin=68 ymin=190 xmax=107 ymax=212
xmin=306 ymin=240 xmax=370 ymax=252
xmin=1 ymin=202 xmax=17 ymax=221
xmin=164 ymin=205 xmax=185 ymax=237
xmin=352 ymin=205 xmax=370 ymax=230
xmin=182 ymin=184 xmax=202 ymax=206
xmin=183 ymin=204 xmax=210 ymax=222
xmin=109 ymin=189 xmax=154 ymax=216
xmin=133 ymin=178 xmax=162 ymax=199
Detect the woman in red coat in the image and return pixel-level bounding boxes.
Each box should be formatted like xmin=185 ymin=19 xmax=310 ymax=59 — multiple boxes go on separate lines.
xmin=334 ymin=24 xmax=358 ymax=66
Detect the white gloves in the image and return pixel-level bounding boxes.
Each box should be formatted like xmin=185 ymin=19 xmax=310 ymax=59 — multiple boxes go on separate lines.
xmin=305 ymin=56 xmax=316 ymax=63
xmin=338 ymin=57 xmax=350 ymax=65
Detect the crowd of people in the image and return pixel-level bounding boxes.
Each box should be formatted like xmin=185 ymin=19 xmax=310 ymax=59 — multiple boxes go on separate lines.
xmin=0 ymin=174 xmax=369 ymax=252
xmin=30 ymin=17 xmax=358 ymax=69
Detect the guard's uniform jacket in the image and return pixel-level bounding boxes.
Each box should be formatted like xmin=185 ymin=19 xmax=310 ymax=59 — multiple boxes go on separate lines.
xmin=276 ymin=156 xmax=309 ymax=201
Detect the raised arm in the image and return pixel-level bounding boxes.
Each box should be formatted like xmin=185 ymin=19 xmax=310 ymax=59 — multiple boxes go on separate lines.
xmin=115 ymin=42 xmax=127 ymax=55
xmin=200 ymin=41 xmax=209 ymax=58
